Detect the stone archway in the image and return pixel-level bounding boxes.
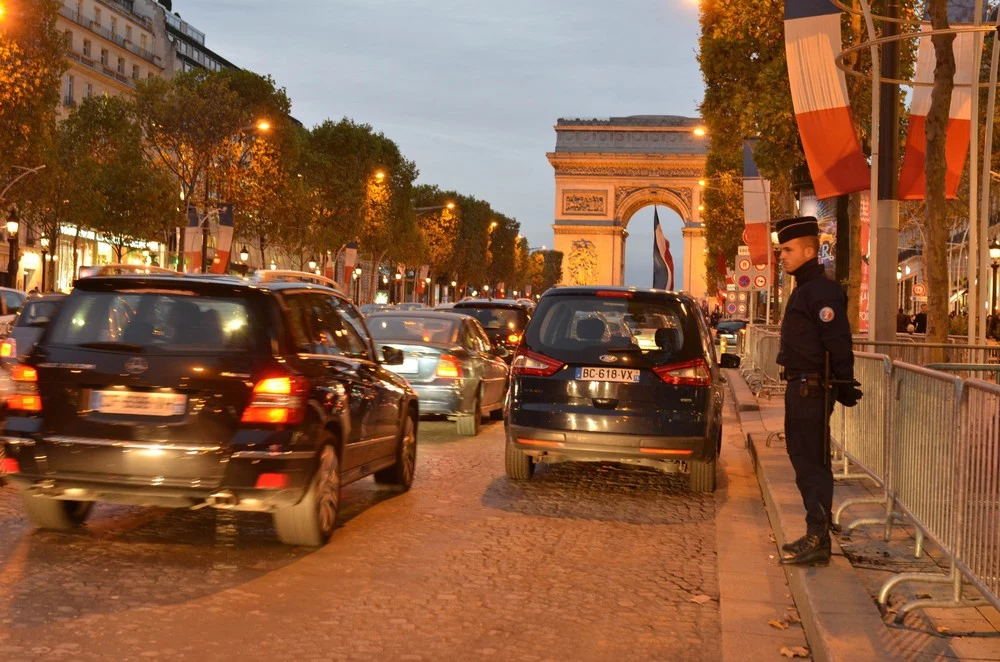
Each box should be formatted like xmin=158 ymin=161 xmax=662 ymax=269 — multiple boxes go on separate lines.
xmin=547 ymin=115 xmax=709 ymax=298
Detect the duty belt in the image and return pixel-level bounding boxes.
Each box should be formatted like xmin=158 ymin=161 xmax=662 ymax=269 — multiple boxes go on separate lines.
xmin=781 ymin=370 xmax=822 ymax=383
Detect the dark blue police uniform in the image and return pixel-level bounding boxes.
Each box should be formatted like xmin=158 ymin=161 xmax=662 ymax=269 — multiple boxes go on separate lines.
xmin=774 ymin=216 xmax=860 ymax=565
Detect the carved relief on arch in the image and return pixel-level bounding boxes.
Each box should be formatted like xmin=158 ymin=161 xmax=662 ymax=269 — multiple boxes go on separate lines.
xmin=614 ymin=186 xmax=694 ymax=227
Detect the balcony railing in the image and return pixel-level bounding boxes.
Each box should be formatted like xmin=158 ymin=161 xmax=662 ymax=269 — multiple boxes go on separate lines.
xmin=66 ymin=50 xmax=135 ymax=89
xmin=58 ymin=6 xmax=161 ymax=68
xmin=62 ymin=96 xmax=76 ymax=108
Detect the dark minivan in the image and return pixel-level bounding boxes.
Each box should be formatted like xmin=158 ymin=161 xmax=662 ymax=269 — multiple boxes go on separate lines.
xmin=0 ymin=274 xmax=419 ymax=546
xmin=504 ymin=287 xmax=740 ymax=492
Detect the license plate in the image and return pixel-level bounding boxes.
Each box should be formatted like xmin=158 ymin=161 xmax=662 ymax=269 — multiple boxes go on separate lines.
xmin=391 ymin=358 xmax=420 ymax=375
xmin=91 ymin=390 xmax=187 ymax=416
xmin=576 ymin=367 xmax=640 ymax=383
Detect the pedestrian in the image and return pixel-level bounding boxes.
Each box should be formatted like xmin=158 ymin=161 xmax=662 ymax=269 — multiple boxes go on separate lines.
xmin=774 ymin=216 xmax=862 ymax=566
xmin=896 ymin=307 xmax=909 ymax=334
xmin=913 ymin=303 xmax=928 ymax=334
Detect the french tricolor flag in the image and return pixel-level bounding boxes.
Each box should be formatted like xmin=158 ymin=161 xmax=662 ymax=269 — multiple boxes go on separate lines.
xmin=898 ymin=3 xmax=977 ymax=200
xmin=743 ymin=142 xmax=771 ymax=266
xmin=785 ymin=1 xmax=870 ymax=200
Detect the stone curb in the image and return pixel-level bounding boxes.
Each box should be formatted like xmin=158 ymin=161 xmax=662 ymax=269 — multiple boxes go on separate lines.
xmin=724 ymin=368 xmax=898 ymax=662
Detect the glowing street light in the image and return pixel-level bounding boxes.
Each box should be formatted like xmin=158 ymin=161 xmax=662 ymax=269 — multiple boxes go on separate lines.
xmin=308 ymin=255 xmax=317 ymax=271
xmin=693 ymin=126 xmax=707 ymax=137
xmin=374 ymin=171 xmax=386 ymax=182
xmin=239 ymin=245 xmax=250 ymax=262
xmin=255 ymin=120 xmax=271 ymax=131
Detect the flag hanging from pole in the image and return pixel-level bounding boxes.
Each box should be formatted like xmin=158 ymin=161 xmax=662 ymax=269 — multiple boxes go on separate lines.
xmin=898 ymin=2 xmax=978 ymax=200
xmin=742 ymin=141 xmax=772 ymax=266
xmin=652 ymin=208 xmax=674 ymax=290
xmin=784 ymin=0 xmax=870 ymax=199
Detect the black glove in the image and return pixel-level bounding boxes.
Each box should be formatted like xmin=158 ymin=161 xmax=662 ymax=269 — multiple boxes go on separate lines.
xmin=835 ymin=381 xmax=863 ymax=407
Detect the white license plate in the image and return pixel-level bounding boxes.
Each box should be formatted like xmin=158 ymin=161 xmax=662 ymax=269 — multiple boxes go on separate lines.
xmin=576 ymin=367 xmax=640 ymax=383
xmin=92 ymin=390 xmax=187 ymax=416
xmin=391 ymin=358 xmax=420 ymax=375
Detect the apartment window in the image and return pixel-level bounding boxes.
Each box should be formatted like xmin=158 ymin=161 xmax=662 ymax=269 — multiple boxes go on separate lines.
xmin=65 ymin=75 xmax=74 ymax=102
xmin=100 ymin=48 xmax=108 ymax=66
xmin=126 ymin=26 xmax=132 ymax=43
xmin=86 ymin=83 xmax=93 ymax=98
xmin=64 ymin=30 xmax=72 ymax=50
xmin=132 ymin=64 xmax=140 ymax=79
xmin=140 ymin=34 xmax=147 ymax=51
xmin=94 ymin=7 xmax=101 ymax=25
xmin=147 ymin=72 xmax=154 ymax=80
xmin=117 ymin=57 xmax=125 ymax=74
xmin=111 ymin=17 xmax=117 ymax=36
xmin=83 ymin=39 xmax=91 ymax=57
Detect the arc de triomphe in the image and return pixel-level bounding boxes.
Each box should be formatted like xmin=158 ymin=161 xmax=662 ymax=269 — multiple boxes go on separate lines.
xmin=547 ymin=115 xmax=708 ymax=299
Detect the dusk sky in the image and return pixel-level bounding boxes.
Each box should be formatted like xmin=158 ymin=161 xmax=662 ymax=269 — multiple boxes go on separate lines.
xmin=175 ymin=0 xmax=703 ymax=288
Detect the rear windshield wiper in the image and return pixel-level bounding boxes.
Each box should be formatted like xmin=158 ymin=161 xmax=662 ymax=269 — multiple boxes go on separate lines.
xmin=75 ymin=341 xmax=144 ymax=352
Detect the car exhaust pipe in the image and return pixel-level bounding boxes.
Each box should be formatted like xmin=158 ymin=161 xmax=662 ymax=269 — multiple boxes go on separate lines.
xmin=207 ymin=491 xmax=238 ymax=508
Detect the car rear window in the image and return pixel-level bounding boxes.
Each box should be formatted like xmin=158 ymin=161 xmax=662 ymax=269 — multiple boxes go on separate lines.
xmin=716 ymin=321 xmax=745 ymax=333
xmin=368 ymin=315 xmax=460 ymax=345
xmin=453 ymin=306 xmax=524 ymax=332
xmin=525 ymin=294 xmax=702 ymax=364
xmin=48 ymin=291 xmax=255 ymax=353
xmin=15 ymin=300 xmax=61 ymax=328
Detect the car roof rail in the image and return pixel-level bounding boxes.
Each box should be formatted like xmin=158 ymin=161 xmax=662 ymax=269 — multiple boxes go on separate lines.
xmin=78 ymin=264 xmax=179 ymax=278
xmin=253 ymin=269 xmax=345 ymax=292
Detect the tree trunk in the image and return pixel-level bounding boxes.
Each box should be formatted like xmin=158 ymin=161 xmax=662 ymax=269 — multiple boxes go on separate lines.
xmin=847 ymin=193 xmax=863 ymax=333
xmin=924 ymin=1 xmax=957 ymax=361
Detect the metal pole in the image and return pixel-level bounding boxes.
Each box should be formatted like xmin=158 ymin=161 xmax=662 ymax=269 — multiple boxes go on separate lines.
xmin=860 ymin=1 xmax=881 ymax=342
xmin=969 ymin=1 xmax=986 ymax=342
xmin=200 ymin=220 xmax=210 ymax=274
xmin=977 ymin=2 xmax=998 ymax=342
xmin=40 ymin=250 xmax=46 ymax=291
xmin=992 ymin=262 xmax=998 ymax=316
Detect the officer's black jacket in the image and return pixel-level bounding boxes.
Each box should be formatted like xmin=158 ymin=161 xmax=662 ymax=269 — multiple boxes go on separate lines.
xmin=777 ymin=258 xmax=855 ymax=382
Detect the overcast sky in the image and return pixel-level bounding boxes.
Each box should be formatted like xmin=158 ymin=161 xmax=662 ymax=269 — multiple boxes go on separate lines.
xmin=175 ymin=0 xmax=703 ymax=288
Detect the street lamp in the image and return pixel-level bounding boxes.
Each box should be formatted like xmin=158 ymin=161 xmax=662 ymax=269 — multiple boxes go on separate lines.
xmin=6 ymin=209 xmax=19 ymax=290
xmin=990 ymin=237 xmax=1000 ymax=316
xmin=424 ymin=276 xmax=432 ymax=305
xmin=308 ymin=255 xmax=317 ymax=271
xmin=896 ymin=267 xmax=902 ymax=281
xmin=269 ymin=258 xmax=276 ymax=270
xmin=40 ymin=233 xmax=49 ymax=292
xmin=239 ymin=245 xmax=250 ymax=262
xmin=353 ymin=267 xmax=362 ymax=304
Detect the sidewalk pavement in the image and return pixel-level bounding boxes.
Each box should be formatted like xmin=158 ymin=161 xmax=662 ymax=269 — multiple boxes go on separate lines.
xmin=725 ymin=368 xmax=1000 ymax=662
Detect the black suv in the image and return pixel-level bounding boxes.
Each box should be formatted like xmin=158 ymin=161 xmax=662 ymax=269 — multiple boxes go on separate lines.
xmin=451 ymin=299 xmax=530 ymax=363
xmin=0 ymin=273 xmax=419 ymax=546
xmin=504 ymin=287 xmax=740 ymax=492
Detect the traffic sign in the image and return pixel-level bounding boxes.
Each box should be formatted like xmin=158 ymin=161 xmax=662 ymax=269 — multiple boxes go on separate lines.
xmin=738 ymin=304 xmax=747 ymax=314
xmin=737 ymin=274 xmax=751 ymax=289
xmin=727 ymin=292 xmax=737 ymax=302
xmin=737 ymin=291 xmax=748 ymax=302
xmin=727 ymin=302 xmax=737 ymax=314
xmin=754 ymin=263 xmax=768 ymax=272
xmin=737 ymin=257 xmax=752 ymax=272
xmin=912 ymin=283 xmax=926 ymax=297
xmin=753 ymin=274 xmax=768 ymax=289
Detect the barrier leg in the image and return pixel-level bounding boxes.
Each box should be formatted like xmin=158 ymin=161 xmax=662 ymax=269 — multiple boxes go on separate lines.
xmin=879 ymin=564 xmax=990 ymax=623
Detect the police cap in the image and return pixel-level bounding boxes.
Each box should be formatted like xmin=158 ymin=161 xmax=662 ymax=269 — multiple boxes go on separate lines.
xmin=775 ymin=216 xmax=820 ymax=244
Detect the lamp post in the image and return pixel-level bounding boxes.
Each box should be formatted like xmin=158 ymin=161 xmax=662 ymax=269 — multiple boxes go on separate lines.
xmin=424 ymin=276 xmax=432 ymax=305
xmin=393 ymin=272 xmax=402 ymax=304
xmin=990 ymin=238 xmax=1000 ymax=317
xmin=240 ymin=245 xmax=249 ymax=263
xmin=200 ymin=219 xmax=211 ymax=273
xmin=353 ymin=267 xmax=362 ymax=304
xmin=6 ymin=209 xmax=19 ymax=290
xmin=40 ymin=232 xmax=49 ymax=292
xmin=308 ymin=255 xmax=317 ymax=271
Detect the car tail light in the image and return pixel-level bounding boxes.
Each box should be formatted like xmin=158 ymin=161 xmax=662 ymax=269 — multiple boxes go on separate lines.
xmin=507 ymin=333 xmax=521 ymax=344
xmin=511 ymin=348 xmax=564 ymax=377
xmin=254 ymin=473 xmax=288 ymax=489
xmin=240 ymin=375 xmax=308 ymax=425
xmin=0 ymin=457 xmax=19 ymax=474
xmin=653 ymin=359 xmax=711 ymax=387
xmin=595 ymin=290 xmax=632 ymax=298
xmin=0 ymin=338 xmax=15 ymax=358
xmin=436 ymin=354 xmax=463 ymax=378
xmin=7 ymin=364 xmax=41 ymax=412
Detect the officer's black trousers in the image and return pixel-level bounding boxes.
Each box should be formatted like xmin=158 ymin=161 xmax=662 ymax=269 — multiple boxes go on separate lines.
xmin=784 ymin=385 xmax=834 ymax=536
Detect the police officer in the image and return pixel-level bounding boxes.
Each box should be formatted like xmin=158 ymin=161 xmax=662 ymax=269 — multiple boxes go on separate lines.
xmin=774 ymin=216 xmax=862 ymax=566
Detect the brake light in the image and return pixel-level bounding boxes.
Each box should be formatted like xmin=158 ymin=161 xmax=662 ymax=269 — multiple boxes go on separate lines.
xmin=254 ymin=473 xmax=288 ymax=489
xmin=0 ymin=457 xmax=19 ymax=474
xmin=507 ymin=333 xmax=521 ymax=344
xmin=0 ymin=338 xmax=15 ymax=358
xmin=7 ymin=364 xmax=41 ymax=412
xmin=511 ymin=348 xmax=564 ymax=377
xmin=436 ymin=354 xmax=463 ymax=378
xmin=240 ymin=374 xmax=308 ymax=425
xmin=595 ymin=290 xmax=633 ymax=298
xmin=653 ymin=359 xmax=711 ymax=386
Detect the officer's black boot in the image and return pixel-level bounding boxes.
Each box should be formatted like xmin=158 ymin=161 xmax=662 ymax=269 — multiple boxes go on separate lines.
xmin=781 ymin=534 xmax=811 ymax=554
xmin=779 ymin=533 xmax=831 ymax=566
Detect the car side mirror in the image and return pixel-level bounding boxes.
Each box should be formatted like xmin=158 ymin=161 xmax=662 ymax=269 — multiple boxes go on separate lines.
xmin=719 ymin=353 xmax=741 ymax=369
xmin=382 ymin=346 xmax=404 ymax=365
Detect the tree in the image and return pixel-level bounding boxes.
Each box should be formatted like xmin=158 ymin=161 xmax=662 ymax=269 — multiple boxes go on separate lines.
xmin=924 ymin=0 xmax=957 ymax=350
xmin=0 ymin=0 xmax=65 ymax=205
xmin=413 ymin=184 xmax=460 ymax=276
xmin=541 ymin=251 xmax=564 ymax=292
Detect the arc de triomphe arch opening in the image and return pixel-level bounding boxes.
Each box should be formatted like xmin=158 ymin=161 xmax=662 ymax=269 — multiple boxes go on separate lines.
xmin=547 ymin=116 xmax=708 ymax=299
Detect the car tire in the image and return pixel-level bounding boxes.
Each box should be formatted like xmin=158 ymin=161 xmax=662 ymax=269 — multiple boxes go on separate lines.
xmin=716 ymin=426 xmax=723 ymax=455
xmin=505 ymin=440 xmax=534 ymax=480
xmin=20 ymin=495 xmax=93 ymax=530
xmin=374 ymin=413 xmax=417 ymax=489
xmin=489 ymin=405 xmax=504 ymax=421
xmin=456 ymin=391 xmax=482 ymax=437
xmin=273 ymin=444 xmax=340 ymax=547
xmin=689 ymin=457 xmax=717 ymax=493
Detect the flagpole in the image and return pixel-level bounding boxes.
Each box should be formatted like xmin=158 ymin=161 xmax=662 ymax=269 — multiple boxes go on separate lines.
xmin=762 ymin=178 xmax=772 ymax=325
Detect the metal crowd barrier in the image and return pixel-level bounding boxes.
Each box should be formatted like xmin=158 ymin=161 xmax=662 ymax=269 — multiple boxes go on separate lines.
xmin=924 ymin=363 xmax=1000 ymax=385
xmin=738 ymin=328 xmax=785 ymax=399
xmin=853 ymin=340 xmax=1000 ymax=367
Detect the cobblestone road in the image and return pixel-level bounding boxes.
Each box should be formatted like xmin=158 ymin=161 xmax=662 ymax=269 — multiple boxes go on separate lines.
xmin=0 ymin=419 xmax=723 ymax=661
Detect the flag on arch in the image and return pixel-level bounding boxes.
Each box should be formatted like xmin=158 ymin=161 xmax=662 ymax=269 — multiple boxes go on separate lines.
xmin=742 ymin=142 xmax=772 ymax=266
xmin=784 ymin=0 xmax=870 ymax=199
xmin=898 ymin=2 xmax=978 ymax=200
xmin=652 ymin=207 xmax=674 ymax=290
